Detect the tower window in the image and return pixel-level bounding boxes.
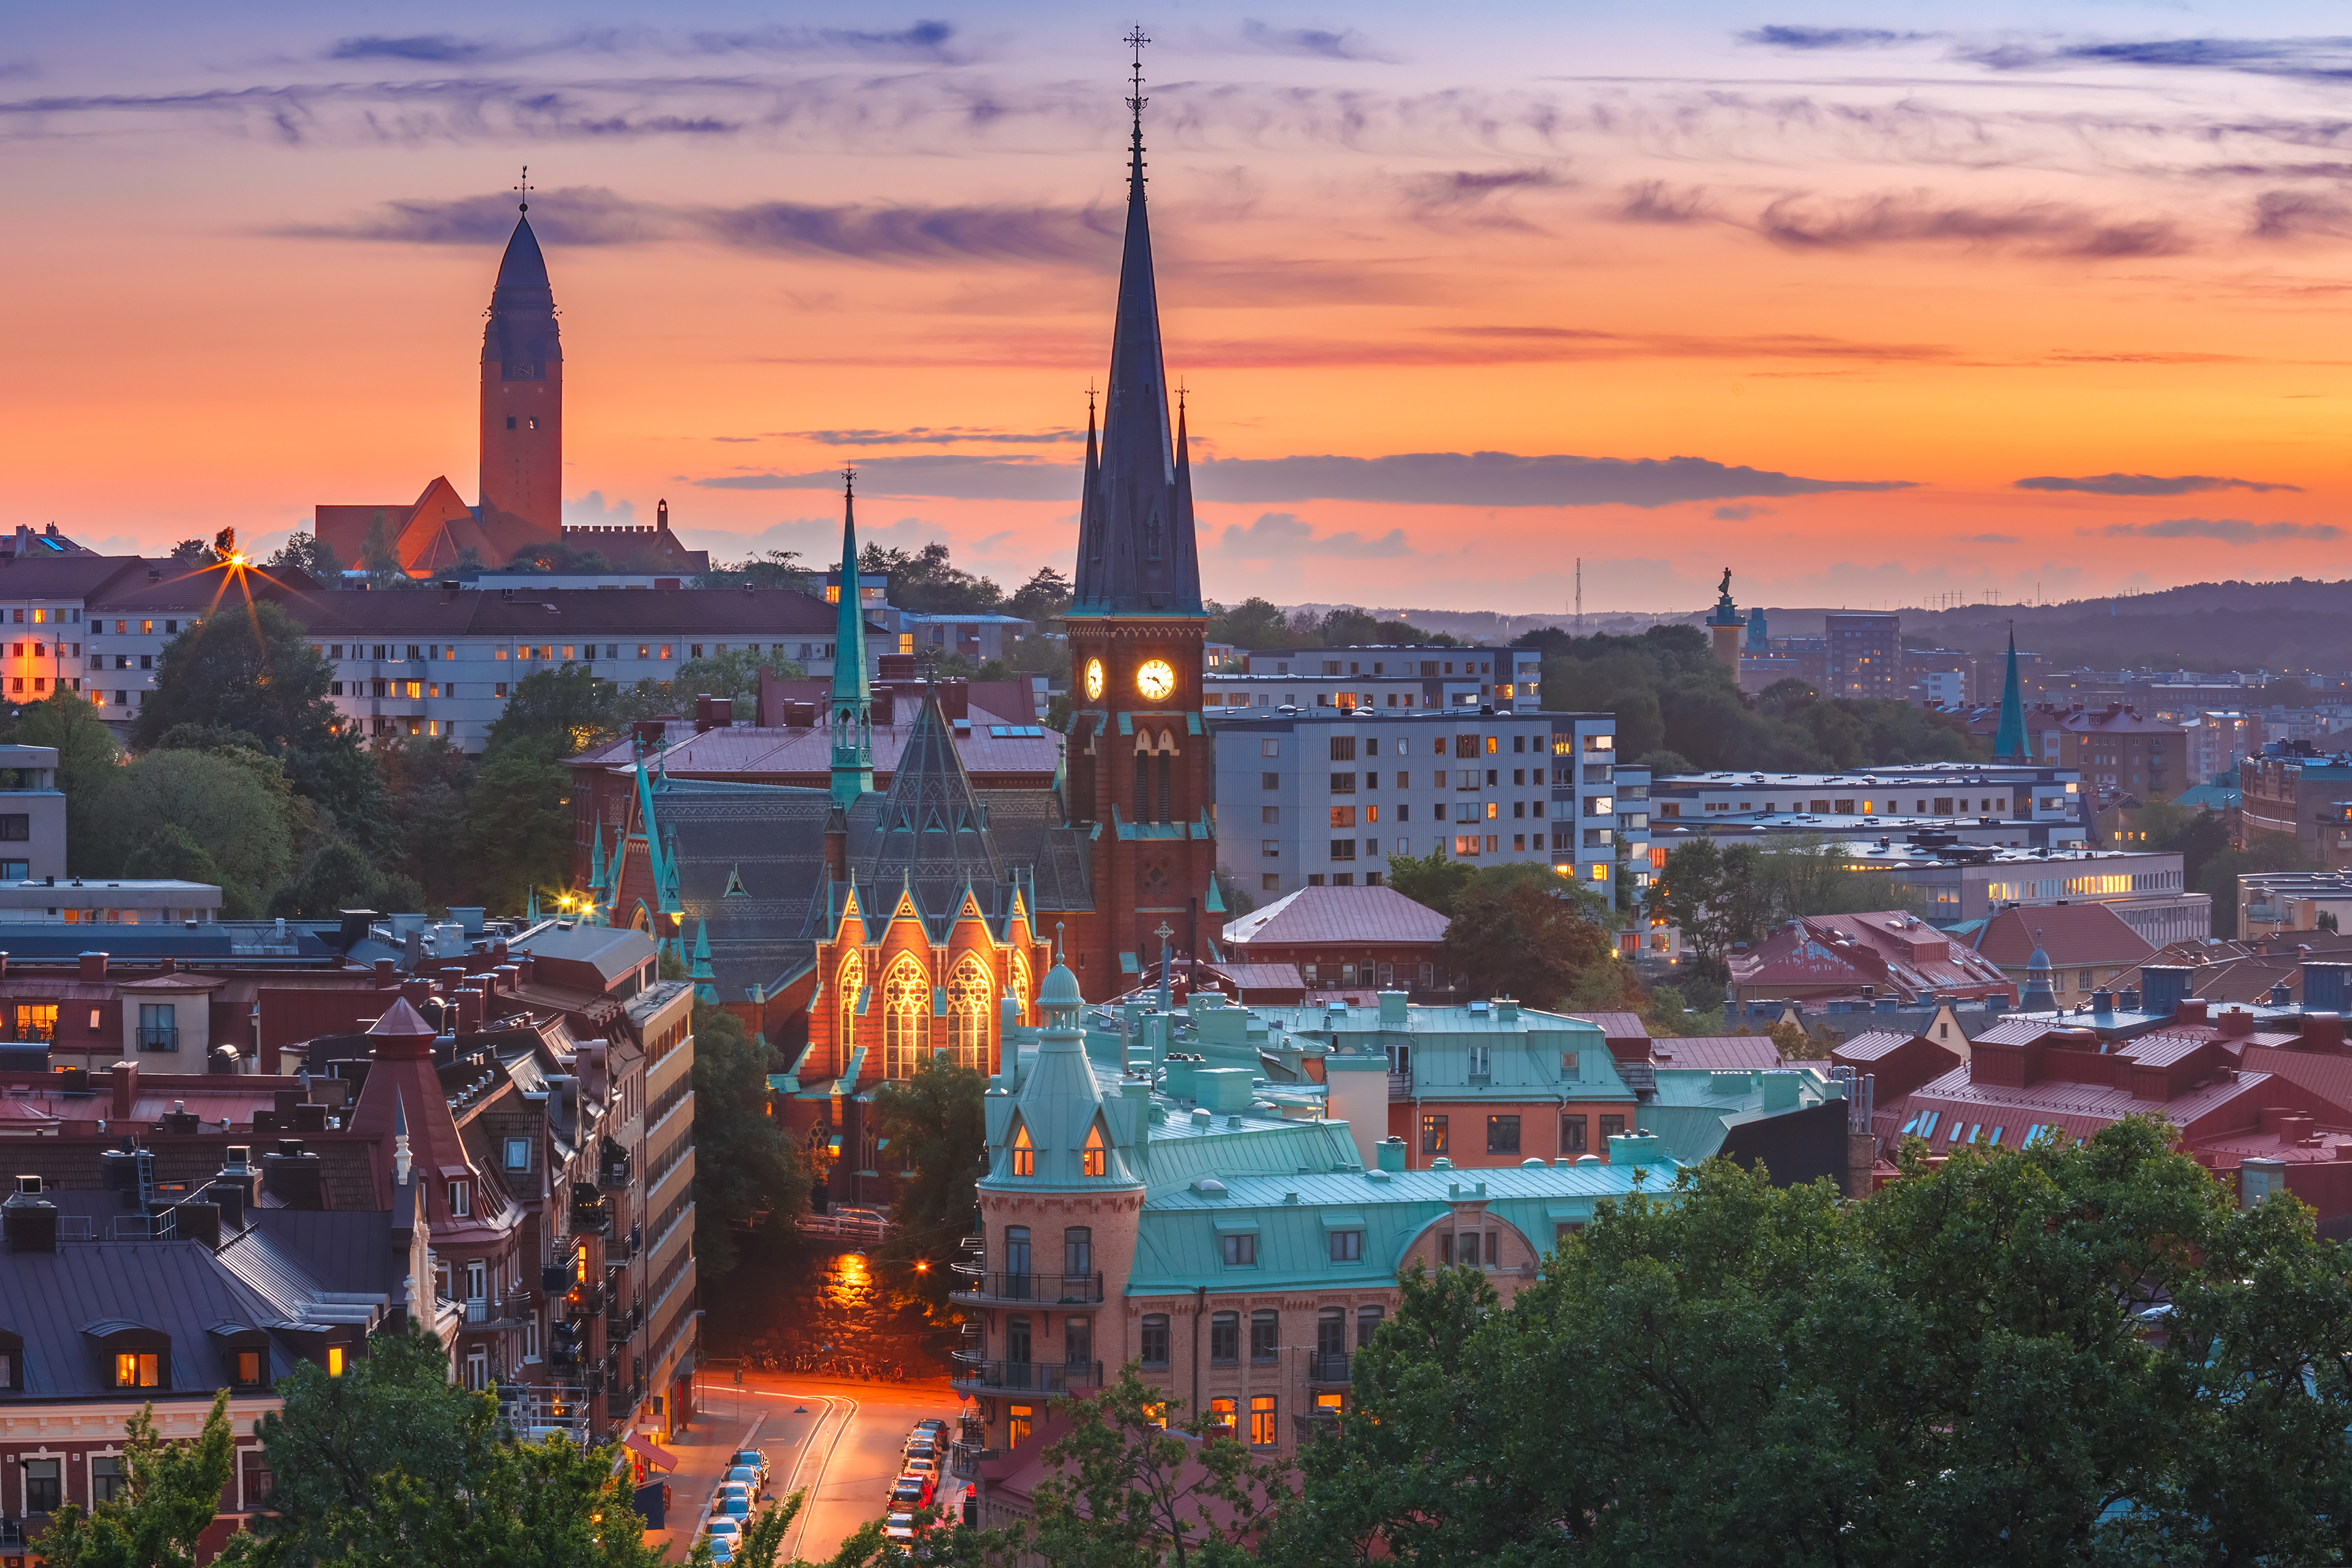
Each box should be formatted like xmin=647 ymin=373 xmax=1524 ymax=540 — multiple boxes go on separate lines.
xmin=1081 ymin=1124 xmax=1108 ymax=1178
xmin=505 ymin=417 xmax=516 ymax=430
xmin=528 ymin=417 xmax=539 ymax=430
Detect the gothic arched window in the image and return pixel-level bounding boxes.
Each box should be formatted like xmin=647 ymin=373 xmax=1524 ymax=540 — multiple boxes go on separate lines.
xmin=882 ymin=958 xmax=929 ymax=1080
xmin=946 ymin=958 xmax=991 ymax=1074
xmin=835 ymin=948 xmax=864 ymax=1070
xmin=1011 ymin=952 xmax=1033 ymax=1024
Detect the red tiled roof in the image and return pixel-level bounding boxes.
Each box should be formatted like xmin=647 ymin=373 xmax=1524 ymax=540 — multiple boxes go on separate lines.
xmin=1567 ymin=1012 xmax=1649 ymax=1042
xmin=1890 ymin=1060 xmax=2269 ymax=1131
xmin=1201 ymin=963 xmax=1306 ymax=994
xmin=1223 ymin=885 xmax=1449 ymax=949
xmin=2234 ymin=1045 xmax=2352 ymax=1122
xmin=1972 ymin=903 xmax=2154 ymax=969
xmin=1648 ymin=1036 xmax=1783 ymax=1070
xmin=1730 ymin=912 xmax=2011 ymax=1004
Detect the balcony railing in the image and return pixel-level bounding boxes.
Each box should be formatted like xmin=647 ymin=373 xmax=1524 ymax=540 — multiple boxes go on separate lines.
xmin=949 ymin=1359 xmax=1104 ymax=1396
xmin=949 ymin=1272 xmax=1104 ymax=1305
xmin=1306 ymin=1351 xmax=1351 ymax=1386
xmin=569 ymin=1196 xmax=610 ymax=1236
xmin=462 ymin=1296 xmax=527 ymax=1328
xmin=137 ymin=1025 xmax=179 ymax=1053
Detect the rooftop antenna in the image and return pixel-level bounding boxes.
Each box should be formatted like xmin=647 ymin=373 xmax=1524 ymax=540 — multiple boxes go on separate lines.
xmin=514 ymin=164 xmax=533 ymax=214
xmin=1054 ymin=919 xmax=1065 ymax=965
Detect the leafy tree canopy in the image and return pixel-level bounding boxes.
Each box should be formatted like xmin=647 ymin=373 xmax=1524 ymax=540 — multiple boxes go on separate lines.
xmin=691 ymin=1000 xmax=810 ymax=1285
xmin=870 ymin=1053 xmax=988 ymax=1307
xmin=38 ymin=1392 xmax=235 ymax=1568
xmin=266 ymin=532 xmax=345 ymax=582
xmin=858 ymin=541 xmax=1004 ymax=616
xmin=697 ymin=549 xmax=811 ymax=592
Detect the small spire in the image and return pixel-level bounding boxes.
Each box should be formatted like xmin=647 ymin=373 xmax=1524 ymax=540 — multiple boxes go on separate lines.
xmin=1125 ymin=25 xmax=1150 ymax=187
xmin=514 ymin=163 xmax=533 ymax=214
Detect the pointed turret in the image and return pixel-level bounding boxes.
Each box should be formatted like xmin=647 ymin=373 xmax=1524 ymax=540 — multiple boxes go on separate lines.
xmin=1070 ymin=43 xmax=1202 ymax=618
xmin=983 ymin=962 xmax=1141 ymax=1190
xmin=689 ymin=918 xmax=718 ymax=1004
xmin=1993 ymin=624 xmax=2032 ymax=760
xmin=830 ymin=471 xmax=874 ymax=806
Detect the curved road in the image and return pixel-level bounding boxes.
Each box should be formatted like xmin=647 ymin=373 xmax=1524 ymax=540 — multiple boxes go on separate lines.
xmin=684 ymin=1374 xmax=962 ymax=1562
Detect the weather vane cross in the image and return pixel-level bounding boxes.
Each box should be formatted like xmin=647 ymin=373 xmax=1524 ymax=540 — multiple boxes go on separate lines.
xmin=1125 ymin=25 xmax=1150 ymax=175
xmin=514 ymin=164 xmax=533 ymax=213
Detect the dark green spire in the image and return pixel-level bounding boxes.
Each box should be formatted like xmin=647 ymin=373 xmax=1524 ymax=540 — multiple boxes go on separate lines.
xmin=1993 ymin=624 xmax=2031 ymax=760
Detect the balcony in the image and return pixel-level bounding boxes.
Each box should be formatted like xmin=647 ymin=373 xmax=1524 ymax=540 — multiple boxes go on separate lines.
xmin=948 ymin=1271 xmax=1104 ymax=1307
xmin=1306 ymin=1351 xmax=1351 ymax=1387
xmin=461 ymin=1297 xmax=527 ymax=1329
xmin=949 ymin=1359 xmax=1104 ymax=1397
xmin=137 ymin=1025 xmax=179 ymax=1053
xmin=597 ymin=1138 xmax=631 ymax=1192
xmin=568 ymin=1193 xmax=610 ymax=1237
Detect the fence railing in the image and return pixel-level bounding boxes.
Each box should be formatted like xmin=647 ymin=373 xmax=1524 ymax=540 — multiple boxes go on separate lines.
xmin=950 ymin=1272 xmax=1104 ymax=1304
xmin=948 ymin=1359 xmax=1104 ymax=1395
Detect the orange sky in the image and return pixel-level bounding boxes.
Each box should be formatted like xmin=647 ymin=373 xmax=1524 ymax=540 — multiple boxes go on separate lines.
xmin=9 ymin=4 xmax=2352 ymax=613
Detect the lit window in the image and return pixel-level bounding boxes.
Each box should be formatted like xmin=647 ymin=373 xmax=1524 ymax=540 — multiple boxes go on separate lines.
xmin=113 ymin=1351 xmax=160 ymax=1388
xmin=1009 ymin=1123 xmax=1035 ymax=1177
xmin=1081 ymin=1123 xmax=1108 ymax=1178
xmin=326 ymin=1346 xmax=346 ymax=1377
xmin=1249 ymin=1395 xmax=1278 ymax=1447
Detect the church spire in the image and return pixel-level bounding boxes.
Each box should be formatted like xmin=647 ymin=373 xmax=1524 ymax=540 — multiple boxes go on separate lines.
xmin=1993 ymin=622 xmax=2032 ymax=760
xmin=830 ymin=470 xmax=874 ymax=806
xmin=1070 ymin=29 xmax=1202 ymax=619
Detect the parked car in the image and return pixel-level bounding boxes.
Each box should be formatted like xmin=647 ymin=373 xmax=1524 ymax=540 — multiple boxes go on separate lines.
xmin=713 ymin=1482 xmax=750 ymax=1516
xmin=730 ymin=1449 xmax=771 ymax=1488
xmin=902 ymin=1456 xmax=939 ymax=1488
xmin=914 ymin=1418 xmax=949 ymax=1440
xmin=883 ymin=1512 xmax=920 ymax=1543
xmin=889 ymin=1477 xmax=927 ymax=1511
xmin=724 ymin=1465 xmax=764 ymax=1500
xmin=708 ymin=1517 xmax=744 ymax=1546
xmin=897 ymin=1471 xmax=935 ymax=1508
xmin=708 ymin=1538 xmax=736 ymax=1564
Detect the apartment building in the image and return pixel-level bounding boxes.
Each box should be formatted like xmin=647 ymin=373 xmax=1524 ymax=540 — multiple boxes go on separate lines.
xmin=1823 ymin=613 xmax=1903 ymax=699
xmin=1841 ymin=840 xmax=2207 ymax=944
xmin=80 ymin=572 xmax=853 ymax=751
xmin=1206 ymin=644 xmax=1543 ymax=718
xmin=1647 ymin=763 xmax=2089 ymax=859
xmin=2056 ymin=705 xmax=2189 ymax=801
xmin=1208 ymin=707 xmax=1620 ymax=897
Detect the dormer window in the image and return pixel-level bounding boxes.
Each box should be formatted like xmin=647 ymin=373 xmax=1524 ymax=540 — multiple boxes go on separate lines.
xmin=1081 ymin=1124 xmax=1108 ymax=1178
xmin=448 ymin=1180 xmax=470 ymax=1217
xmin=1009 ymin=1124 xmax=1035 ymax=1177
xmin=114 ymin=1352 xmax=159 ymax=1389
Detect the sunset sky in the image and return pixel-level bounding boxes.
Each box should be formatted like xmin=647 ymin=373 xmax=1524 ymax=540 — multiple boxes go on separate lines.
xmin=10 ymin=2 xmax=2352 ymax=614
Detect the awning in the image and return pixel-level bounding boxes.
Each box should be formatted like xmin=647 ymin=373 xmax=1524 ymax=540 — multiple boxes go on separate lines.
xmin=621 ymin=1434 xmax=676 ymax=1471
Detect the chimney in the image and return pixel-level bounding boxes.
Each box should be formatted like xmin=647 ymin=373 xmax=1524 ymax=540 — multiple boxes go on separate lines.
xmin=2 ymin=1177 xmax=56 ymax=1254
xmin=657 ymin=499 xmax=670 ymax=532
xmin=694 ymin=695 xmax=714 ymax=733
xmin=2178 ymin=998 xmax=2209 ymax=1025
xmin=454 ymin=987 xmax=484 ymax=1034
xmin=2218 ymin=1007 xmax=2256 ymax=1039
xmin=2303 ymin=1013 xmax=2345 ymax=1053
xmin=111 ymin=1059 xmax=137 ymax=1121
xmin=78 ymin=951 xmax=107 ymax=982
xmin=260 ymin=1143 xmax=325 ymax=1210
xmin=172 ymin=1201 xmax=221 ymax=1250
xmin=709 ymin=696 xmax=732 ymax=728
xmin=400 ymin=978 xmax=433 ymax=1011
xmin=374 ymin=958 xmax=396 ymax=987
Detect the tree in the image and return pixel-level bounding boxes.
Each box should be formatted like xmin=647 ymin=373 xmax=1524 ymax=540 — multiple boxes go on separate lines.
xmin=1275 ymin=1117 xmax=2352 ymax=1568
xmin=1439 ymin=874 xmax=1618 ymax=1009
xmin=168 ymin=538 xmax=219 ymax=570
xmin=505 ymin=540 xmax=616 ymax=575
xmin=488 ymin=666 xmax=626 ymax=759
xmin=1032 ymin=1366 xmax=1289 ymax=1568
xmin=276 ymin=838 xmax=424 ymax=918
xmin=38 ymin=1392 xmax=236 ymax=1568
xmin=93 ymin=749 xmax=295 ymax=915
xmin=857 ymin=541 xmax=1004 ymax=615
xmin=462 ymin=739 xmax=575 ymax=916
xmin=697 ymin=550 xmax=810 ymax=592
xmin=691 ymin=1000 xmax=810 ymax=1285
xmin=1383 ymin=843 xmax=1474 ymax=918
xmin=135 ymin=602 xmax=337 ymax=754
xmin=11 ymin=688 xmax=121 ymax=872
xmin=358 ymin=514 xmax=408 ymax=585
xmin=1007 ymin=566 xmax=1073 ymax=626
xmin=267 ymin=533 xmax=345 ymax=582
xmin=871 ymin=1053 xmax=988 ymax=1306
xmin=371 ymin=736 xmax=473 ymax=901
xmin=1205 ymin=598 xmax=1290 ymax=651
xmin=225 ymin=1322 xmax=667 ymax=1568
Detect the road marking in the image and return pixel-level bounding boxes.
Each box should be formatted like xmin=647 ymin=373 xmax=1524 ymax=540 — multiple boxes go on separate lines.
xmin=778 ymin=1391 xmax=858 ymax=1562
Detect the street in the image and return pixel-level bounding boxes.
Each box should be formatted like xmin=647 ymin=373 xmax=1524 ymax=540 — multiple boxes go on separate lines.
xmin=667 ymin=1371 xmax=965 ymax=1562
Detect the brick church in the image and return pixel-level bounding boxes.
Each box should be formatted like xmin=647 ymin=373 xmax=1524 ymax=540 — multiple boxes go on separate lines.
xmin=572 ymin=78 xmax=1216 ymax=1183
xmin=313 ymin=190 xmax=707 ymax=578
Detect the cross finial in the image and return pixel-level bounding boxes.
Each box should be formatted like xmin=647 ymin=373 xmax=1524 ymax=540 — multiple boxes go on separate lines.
xmin=843 ymin=466 xmax=856 ymax=500
xmin=1175 ymin=379 xmax=1188 ymax=412
xmin=1124 ymin=25 xmax=1150 ymax=182
xmin=1086 ymin=379 xmax=1098 ymax=416
xmin=1054 ymin=919 xmax=1065 ymax=962
xmin=515 ymin=164 xmax=533 ymax=213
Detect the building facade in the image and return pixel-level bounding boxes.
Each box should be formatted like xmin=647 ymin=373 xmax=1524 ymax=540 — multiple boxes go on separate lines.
xmin=2242 ymin=748 xmax=2352 ymax=871
xmin=1823 ymin=612 xmax=1902 ymax=699
xmin=2057 ymin=705 xmax=2189 ymax=802
xmin=1210 ymin=708 xmax=1620 ymax=897
xmin=1207 ymin=644 xmax=1542 ymax=717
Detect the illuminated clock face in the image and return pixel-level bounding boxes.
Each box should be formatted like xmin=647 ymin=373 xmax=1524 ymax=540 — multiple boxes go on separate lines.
xmin=1136 ymin=659 xmax=1176 ymax=701
xmin=1083 ymin=659 xmax=1105 ymax=701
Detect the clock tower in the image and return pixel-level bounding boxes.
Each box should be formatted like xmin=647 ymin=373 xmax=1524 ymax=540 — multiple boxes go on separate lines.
xmin=1062 ymin=34 xmax=1215 ymax=1001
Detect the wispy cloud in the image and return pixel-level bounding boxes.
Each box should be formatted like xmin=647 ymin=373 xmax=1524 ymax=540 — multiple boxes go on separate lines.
xmin=1739 ymin=25 xmax=1935 ymax=51
xmin=2016 ymin=473 xmax=2302 ymax=496
xmin=1756 ymin=191 xmax=2185 ymax=258
xmin=694 ymin=449 xmax=1910 ymax=508
xmin=790 ymin=427 xmax=1087 ymax=446
xmin=1236 ymin=20 xmax=1392 ymax=62
xmin=1966 ymin=532 xmax=2022 ymax=544
xmin=1215 ymin=512 xmax=1413 ymax=559
xmin=325 ymin=21 xmax=965 ymax=66
xmin=2099 ymin=517 xmax=2342 ymax=542
xmin=280 ymin=187 xmax=1119 ymax=267
xmin=564 ymin=490 xmax=636 ymax=526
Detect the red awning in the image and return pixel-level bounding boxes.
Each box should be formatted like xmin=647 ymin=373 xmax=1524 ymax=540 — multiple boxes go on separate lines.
xmin=621 ymin=1434 xmax=676 ymax=1471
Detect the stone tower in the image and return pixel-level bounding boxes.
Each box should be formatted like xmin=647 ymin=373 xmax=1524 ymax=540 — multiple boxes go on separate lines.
xmin=478 ymin=207 xmax=564 ymax=551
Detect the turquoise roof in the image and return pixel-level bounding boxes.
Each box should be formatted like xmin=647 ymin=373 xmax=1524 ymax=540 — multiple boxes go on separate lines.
xmin=1636 ymin=1067 xmax=1843 ymax=1165
xmin=1128 ymin=1157 xmax=1671 ymax=1294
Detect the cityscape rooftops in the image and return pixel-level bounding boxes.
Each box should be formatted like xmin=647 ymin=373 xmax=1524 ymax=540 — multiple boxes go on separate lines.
xmin=1221 ymin=885 xmax=1448 ymax=949
xmin=1970 ymin=904 xmax=2154 ymax=968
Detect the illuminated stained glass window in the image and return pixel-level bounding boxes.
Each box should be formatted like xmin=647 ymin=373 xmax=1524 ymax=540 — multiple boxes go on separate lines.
xmin=835 ymin=949 xmax=864 ymax=1070
xmin=883 ymin=959 xmax=929 ymax=1080
xmin=947 ymin=958 xmax=991 ymax=1073
xmin=1009 ymin=1122 xmax=1035 ymax=1177
xmin=1081 ymin=1123 xmax=1108 ymax=1178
